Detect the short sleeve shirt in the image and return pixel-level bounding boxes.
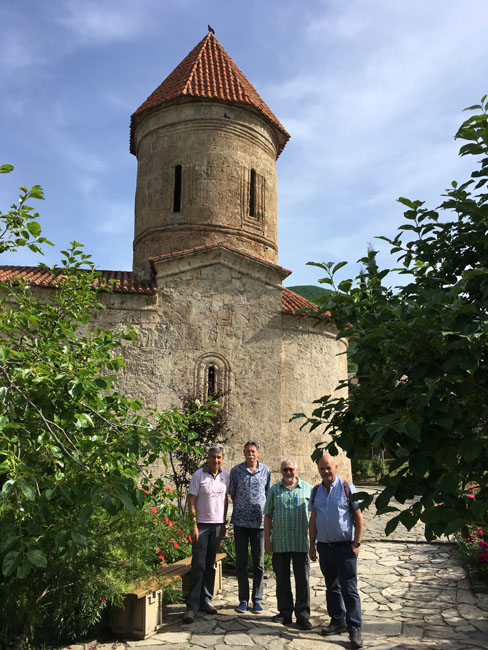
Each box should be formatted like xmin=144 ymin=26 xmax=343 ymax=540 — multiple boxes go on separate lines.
xmin=264 ymin=479 xmax=312 ymax=553
xmin=229 ymin=461 xmax=271 ymax=528
xmin=309 ymin=477 xmax=359 ymax=542
xmin=188 ymin=467 xmax=229 ymax=524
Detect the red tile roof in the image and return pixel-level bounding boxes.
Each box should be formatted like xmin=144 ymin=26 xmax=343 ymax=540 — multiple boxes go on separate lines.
xmin=281 ymin=287 xmax=319 ymax=314
xmin=0 ymin=266 xmax=156 ymax=294
xmin=0 ymin=265 xmax=316 ymax=314
xmin=130 ymin=33 xmax=290 ymax=156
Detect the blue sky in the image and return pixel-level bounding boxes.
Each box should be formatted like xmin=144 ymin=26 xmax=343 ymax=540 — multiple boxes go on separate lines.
xmin=1 ymin=0 xmax=487 ymax=287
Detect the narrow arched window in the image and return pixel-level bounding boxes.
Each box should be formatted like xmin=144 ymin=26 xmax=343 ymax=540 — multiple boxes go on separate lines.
xmin=207 ymin=365 xmax=216 ymax=397
xmin=173 ymin=165 xmax=182 ymax=212
xmin=249 ymin=168 xmax=256 ymax=217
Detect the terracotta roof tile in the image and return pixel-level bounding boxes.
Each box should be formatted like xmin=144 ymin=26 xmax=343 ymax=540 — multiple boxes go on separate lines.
xmin=130 ymin=33 xmax=290 ymax=156
xmin=0 ymin=266 xmax=156 ymax=294
xmin=281 ymin=287 xmax=319 ymax=314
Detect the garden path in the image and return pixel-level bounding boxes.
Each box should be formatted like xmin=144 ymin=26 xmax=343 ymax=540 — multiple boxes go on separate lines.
xmin=78 ymin=487 xmax=488 ymax=650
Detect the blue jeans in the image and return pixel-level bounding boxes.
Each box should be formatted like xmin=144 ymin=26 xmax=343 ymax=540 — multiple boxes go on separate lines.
xmin=186 ymin=522 xmax=224 ymax=612
xmin=317 ymin=542 xmax=362 ymax=630
xmin=272 ymin=551 xmax=310 ymax=622
xmin=233 ymin=526 xmax=264 ymax=604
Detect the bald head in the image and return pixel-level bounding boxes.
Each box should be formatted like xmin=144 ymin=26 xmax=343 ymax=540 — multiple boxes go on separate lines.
xmin=318 ymin=455 xmax=338 ymax=487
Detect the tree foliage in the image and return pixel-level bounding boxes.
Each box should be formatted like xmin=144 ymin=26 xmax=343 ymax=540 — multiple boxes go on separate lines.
xmin=0 ymin=168 xmax=215 ymax=644
xmin=296 ymin=97 xmax=488 ymax=540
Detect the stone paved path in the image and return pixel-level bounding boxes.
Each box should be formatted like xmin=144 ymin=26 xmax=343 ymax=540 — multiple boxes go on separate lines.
xmin=80 ymin=488 xmax=488 ymax=650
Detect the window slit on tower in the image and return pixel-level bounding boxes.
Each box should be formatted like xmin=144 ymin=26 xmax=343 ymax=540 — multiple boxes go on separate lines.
xmin=249 ymin=168 xmax=256 ymax=217
xmin=173 ymin=165 xmax=182 ymax=212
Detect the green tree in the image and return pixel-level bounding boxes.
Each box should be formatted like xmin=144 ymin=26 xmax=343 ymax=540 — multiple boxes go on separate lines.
xmin=0 ymin=167 xmax=213 ymax=644
xmin=296 ymin=97 xmax=488 ymax=540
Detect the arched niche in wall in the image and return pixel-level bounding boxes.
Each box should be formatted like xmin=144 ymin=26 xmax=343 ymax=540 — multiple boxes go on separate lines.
xmin=194 ymin=353 xmax=231 ymax=408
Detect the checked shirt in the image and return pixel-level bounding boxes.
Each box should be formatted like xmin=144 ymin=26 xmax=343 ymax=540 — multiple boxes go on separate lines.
xmin=264 ymin=479 xmax=312 ymax=552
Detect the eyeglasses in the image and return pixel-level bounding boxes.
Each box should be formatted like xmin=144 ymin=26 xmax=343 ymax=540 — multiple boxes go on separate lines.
xmin=282 ymin=467 xmax=295 ymax=472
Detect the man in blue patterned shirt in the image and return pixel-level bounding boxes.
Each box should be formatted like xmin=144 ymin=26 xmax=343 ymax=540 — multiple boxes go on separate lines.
xmin=264 ymin=459 xmax=313 ymax=630
xmin=229 ymin=440 xmax=271 ymax=614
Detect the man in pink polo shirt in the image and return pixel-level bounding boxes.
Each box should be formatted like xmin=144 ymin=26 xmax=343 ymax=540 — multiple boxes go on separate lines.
xmin=183 ymin=444 xmax=229 ymax=623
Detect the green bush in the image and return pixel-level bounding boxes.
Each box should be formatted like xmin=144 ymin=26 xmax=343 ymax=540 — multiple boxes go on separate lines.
xmin=371 ymin=455 xmax=387 ymax=480
xmin=0 ymin=495 xmax=195 ymax=646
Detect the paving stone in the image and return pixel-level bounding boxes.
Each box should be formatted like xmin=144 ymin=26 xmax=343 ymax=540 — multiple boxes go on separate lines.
xmin=190 ymin=633 xmax=225 ymax=646
xmin=222 ymin=632 xmax=255 ymax=646
xmin=364 ymin=620 xmax=402 ymax=636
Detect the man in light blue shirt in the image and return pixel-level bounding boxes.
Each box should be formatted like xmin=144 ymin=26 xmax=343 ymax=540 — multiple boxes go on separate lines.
xmin=309 ymin=455 xmax=364 ymax=649
xmin=229 ymin=440 xmax=271 ymax=614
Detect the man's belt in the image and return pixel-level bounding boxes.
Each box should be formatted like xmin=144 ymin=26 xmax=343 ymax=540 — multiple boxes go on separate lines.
xmin=319 ymin=541 xmax=351 ymax=547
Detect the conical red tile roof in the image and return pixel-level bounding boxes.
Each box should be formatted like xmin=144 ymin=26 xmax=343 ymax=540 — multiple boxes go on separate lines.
xmin=130 ymin=33 xmax=289 ymax=156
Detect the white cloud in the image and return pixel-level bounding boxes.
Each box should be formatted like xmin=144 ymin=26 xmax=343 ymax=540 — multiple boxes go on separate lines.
xmin=92 ymin=199 xmax=133 ymax=235
xmin=60 ymin=0 xmax=154 ymax=44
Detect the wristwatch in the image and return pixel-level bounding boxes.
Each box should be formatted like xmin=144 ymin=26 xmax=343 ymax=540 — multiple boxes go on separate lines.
xmin=352 ymin=542 xmax=361 ymax=548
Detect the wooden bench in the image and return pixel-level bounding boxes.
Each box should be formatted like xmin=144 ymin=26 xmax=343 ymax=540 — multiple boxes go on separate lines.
xmin=111 ymin=552 xmax=226 ymax=639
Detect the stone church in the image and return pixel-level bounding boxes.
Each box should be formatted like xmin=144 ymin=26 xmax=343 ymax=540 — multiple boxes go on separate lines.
xmin=1 ymin=33 xmax=349 ymax=483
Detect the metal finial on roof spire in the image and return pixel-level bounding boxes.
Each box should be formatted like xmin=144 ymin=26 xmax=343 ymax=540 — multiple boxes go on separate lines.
xmin=208 ymin=24 xmax=215 ymax=34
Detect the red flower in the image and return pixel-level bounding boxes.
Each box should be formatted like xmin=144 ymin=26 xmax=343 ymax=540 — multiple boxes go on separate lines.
xmin=151 ymin=506 xmax=157 ymax=514
xmin=165 ymin=487 xmax=173 ymax=493
xmin=479 ymin=551 xmax=488 ymax=564
xmin=188 ymin=535 xmax=193 ymax=543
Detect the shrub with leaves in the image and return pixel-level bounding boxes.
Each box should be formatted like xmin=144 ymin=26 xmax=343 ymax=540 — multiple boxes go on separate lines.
xmin=0 ymin=167 xmax=215 ymax=646
xmin=296 ymin=97 xmax=488 ymax=540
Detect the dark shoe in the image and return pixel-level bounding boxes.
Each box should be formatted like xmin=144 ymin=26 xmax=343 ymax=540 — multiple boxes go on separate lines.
xmin=251 ymin=602 xmax=263 ymax=613
xmin=200 ymin=601 xmax=217 ymax=614
xmin=296 ymin=618 xmax=313 ymax=630
xmin=271 ymin=614 xmax=292 ymax=625
xmin=349 ymin=627 xmax=363 ymax=649
xmin=183 ymin=610 xmax=195 ymax=624
xmin=321 ymin=622 xmax=347 ymax=636
xmin=235 ymin=601 xmax=248 ymax=613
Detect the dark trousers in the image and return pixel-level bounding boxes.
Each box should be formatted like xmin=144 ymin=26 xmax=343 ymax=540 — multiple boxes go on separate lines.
xmin=317 ymin=542 xmax=362 ymax=630
xmin=234 ymin=525 xmax=264 ymax=604
xmin=272 ymin=551 xmax=310 ymax=622
xmin=186 ymin=522 xmax=223 ymax=612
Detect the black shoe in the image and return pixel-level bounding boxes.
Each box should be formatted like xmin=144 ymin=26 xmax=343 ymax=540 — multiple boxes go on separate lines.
xmin=200 ymin=601 xmax=217 ymax=614
xmin=183 ymin=610 xmax=195 ymax=624
xmin=349 ymin=627 xmax=363 ymax=649
xmin=321 ymin=622 xmax=347 ymax=635
xmin=271 ymin=614 xmax=292 ymax=625
xmin=296 ymin=618 xmax=313 ymax=630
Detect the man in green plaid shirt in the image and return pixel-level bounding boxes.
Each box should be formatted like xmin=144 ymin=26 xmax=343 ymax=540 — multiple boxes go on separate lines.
xmin=264 ymin=459 xmax=313 ymax=629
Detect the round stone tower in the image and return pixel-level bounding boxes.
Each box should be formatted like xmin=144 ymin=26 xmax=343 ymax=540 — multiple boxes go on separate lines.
xmin=130 ymin=33 xmax=290 ymax=279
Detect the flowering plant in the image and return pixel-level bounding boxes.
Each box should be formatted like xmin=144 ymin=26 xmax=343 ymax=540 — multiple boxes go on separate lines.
xmin=150 ymin=494 xmax=194 ymax=566
xmin=454 ymin=524 xmax=488 ymax=585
